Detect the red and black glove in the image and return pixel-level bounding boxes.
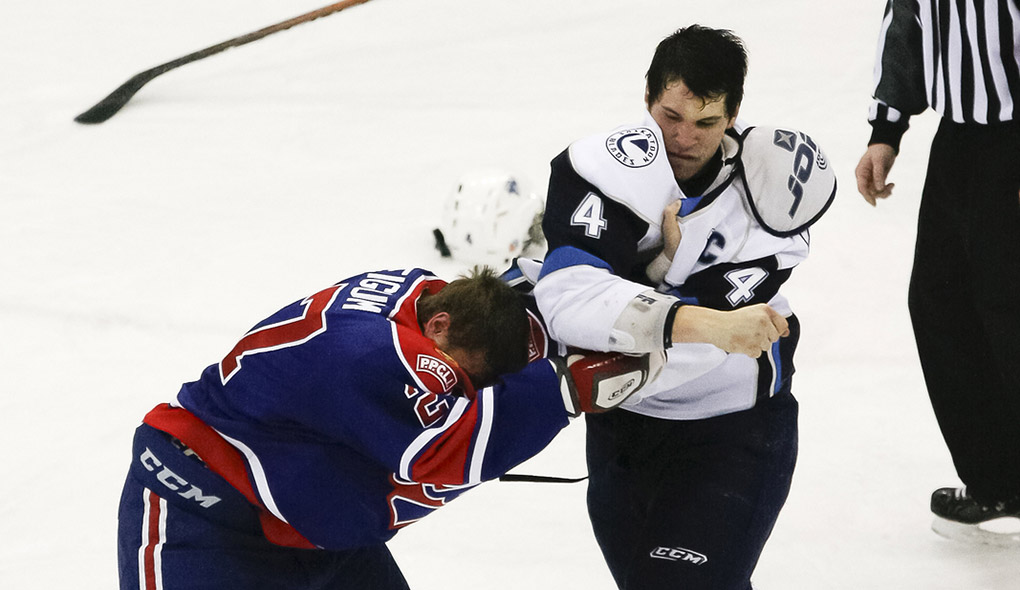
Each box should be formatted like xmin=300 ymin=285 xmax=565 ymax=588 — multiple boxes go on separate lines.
xmin=550 ymin=350 xmax=665 ymax=417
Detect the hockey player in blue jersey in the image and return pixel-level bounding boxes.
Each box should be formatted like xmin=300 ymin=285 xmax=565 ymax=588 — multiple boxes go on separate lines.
xmin=533 ymin=25 xmax=836 ymax=589
xmin=117 ymin=264 xmax=780 ymax=590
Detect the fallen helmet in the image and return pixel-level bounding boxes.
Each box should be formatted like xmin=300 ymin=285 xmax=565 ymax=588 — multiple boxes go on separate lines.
xmin=435 ymin=169 xmax=545 ymax=269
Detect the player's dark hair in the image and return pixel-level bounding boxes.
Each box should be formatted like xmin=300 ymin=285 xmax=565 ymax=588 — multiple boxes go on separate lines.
xmin=418 ymin=266 xmax=530 ymax=384
xmin=646 ymin=25 xmax=747 ymax=117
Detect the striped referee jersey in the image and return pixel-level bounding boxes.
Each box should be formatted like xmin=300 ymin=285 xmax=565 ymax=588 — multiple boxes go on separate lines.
xmin=868 ymin=0 xmax=1020 ymax=147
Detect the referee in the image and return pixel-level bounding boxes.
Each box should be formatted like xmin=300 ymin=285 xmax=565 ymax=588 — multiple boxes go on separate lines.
xmin=855 ymin=0 xmax=1020 ymax=537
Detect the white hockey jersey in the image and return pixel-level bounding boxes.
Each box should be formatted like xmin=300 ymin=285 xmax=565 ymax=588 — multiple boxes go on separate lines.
xmin=535 ymin=112 xmax=835 ymax=419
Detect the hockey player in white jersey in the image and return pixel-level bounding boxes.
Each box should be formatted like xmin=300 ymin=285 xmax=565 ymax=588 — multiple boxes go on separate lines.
xmin=534 ymin=25 xmax=835 ymax=589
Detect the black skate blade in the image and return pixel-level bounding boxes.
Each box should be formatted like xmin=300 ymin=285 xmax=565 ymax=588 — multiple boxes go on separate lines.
xmin=932 ymin=516 xmax=1020 ymax=547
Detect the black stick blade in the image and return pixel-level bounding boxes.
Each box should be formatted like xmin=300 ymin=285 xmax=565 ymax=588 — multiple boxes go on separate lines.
xmin=73 ymin=0 xmax=376 ymax=125
xmin=74 ymin=70 xmax=160 ymax=124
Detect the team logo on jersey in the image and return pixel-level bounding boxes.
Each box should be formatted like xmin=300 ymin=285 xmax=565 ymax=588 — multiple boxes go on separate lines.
xmin=650 ymin=546 xmax=709 ymax=566
xmin=771 ymin=128 xmax=829 ymax=217
xmin=815 ymin=148 xmax=829 ymax=170
xmin=773 ymin=129 xmax=797 ymax=152
xmin=774 ymin=128 xmax=828 ymax=170
xmin=606 ymin=127 xmax=659 ymax=168
xmin=416 ymin=354 xmax=458 ymax=391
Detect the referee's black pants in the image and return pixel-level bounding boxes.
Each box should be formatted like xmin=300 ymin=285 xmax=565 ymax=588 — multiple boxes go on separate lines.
xmin=908 ymin=118 xmax=1020 ymax=505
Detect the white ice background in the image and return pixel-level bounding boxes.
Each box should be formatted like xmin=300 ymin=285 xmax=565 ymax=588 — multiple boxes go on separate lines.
xmin=1 ymin=0 xmax=1017 ymax=588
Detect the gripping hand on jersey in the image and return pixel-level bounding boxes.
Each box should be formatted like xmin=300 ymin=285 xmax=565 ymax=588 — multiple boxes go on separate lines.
xmin=550 ymin=350 xmax=666 ymax=417
xmin=661 ymin=200 xmax=683 ymax=259
xmin=645 ymin=201 xmax=683 ymax=284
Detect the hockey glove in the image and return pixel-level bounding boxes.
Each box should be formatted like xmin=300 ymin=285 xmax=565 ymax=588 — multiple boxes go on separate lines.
xmin=550 ymin=350 xmax=665 ymax=417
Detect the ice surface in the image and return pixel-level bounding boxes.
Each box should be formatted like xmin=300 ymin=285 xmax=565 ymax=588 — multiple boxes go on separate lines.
xmin=1 ymin=0 xmax=1016 ymax=587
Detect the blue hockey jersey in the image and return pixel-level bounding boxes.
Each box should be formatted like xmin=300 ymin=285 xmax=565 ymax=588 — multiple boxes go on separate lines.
xmin=142 ymin=268 xmax=568 ymax=550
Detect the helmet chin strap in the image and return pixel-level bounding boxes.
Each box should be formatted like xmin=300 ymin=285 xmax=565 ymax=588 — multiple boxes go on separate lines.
xmin=432 ymin=228 xmax=452 ymax=257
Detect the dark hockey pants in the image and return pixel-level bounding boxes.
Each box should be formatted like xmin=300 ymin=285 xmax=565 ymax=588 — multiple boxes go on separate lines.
xmin=117 ymin=424 xmax=410 ymax=590
xmin=908 ymin=118 xmax=1020 ymax=505
xmin=585 ymin=391 xmax=798 ymax=590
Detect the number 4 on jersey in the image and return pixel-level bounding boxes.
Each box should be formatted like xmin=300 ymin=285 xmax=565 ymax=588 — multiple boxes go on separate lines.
xmin=725 ymin=267 xmax=768 ymax=306
xmin=571 ymin=192 xmax=608 ymax=238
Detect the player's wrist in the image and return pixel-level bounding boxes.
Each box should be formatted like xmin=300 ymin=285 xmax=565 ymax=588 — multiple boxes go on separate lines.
xmin=671 ymin=305 xmax=725 ymax=347
xmin=645 ymin=251 xmax=673 ymax=284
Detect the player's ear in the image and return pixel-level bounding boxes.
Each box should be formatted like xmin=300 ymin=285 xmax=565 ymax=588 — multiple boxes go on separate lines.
xmin=644 ymin=84 xmax=651 ymax=108
xmin=727 ymin=103 xmax=740 ymax=128
xmin=423 ymin=312 xmax=452 ymax=341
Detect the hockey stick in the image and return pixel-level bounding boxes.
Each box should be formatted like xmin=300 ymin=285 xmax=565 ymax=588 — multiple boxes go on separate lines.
xmin=74 ymin=0 xmax=376 ymax=124
xmin=499 ymin=473 xmax=588 ymax=484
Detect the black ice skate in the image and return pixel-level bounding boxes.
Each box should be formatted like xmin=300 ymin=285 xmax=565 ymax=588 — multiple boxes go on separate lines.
xmin=931 ymin=487 xmax=1020 ymax=547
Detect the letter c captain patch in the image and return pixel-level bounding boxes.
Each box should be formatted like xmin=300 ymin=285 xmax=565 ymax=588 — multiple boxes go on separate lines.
xmin=606 ymin=127 xmax=659 ymax=168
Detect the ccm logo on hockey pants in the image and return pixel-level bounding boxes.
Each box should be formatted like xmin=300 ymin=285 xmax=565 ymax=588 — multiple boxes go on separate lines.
xmin=650 ymin=546 xmax=709 ymax=565
xmin=117 ymin=477 xmax=414 ymax=590
xmin=138 ymin=447 xmax=221 ymax=508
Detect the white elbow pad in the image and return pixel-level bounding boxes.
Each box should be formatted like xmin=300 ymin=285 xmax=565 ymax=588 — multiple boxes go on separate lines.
xmin=609 ymin=290 xmax=680 ymax=353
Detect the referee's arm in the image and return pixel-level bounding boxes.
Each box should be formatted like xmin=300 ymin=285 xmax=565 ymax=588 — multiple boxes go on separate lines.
xmin=857 ymin=0 xmax=925 ymax=203
xmin=869 ymin=0 xmax=928 ymax=152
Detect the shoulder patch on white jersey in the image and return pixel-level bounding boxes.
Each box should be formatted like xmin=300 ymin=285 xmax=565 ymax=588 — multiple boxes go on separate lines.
xmin=568 ymin=114 xmax=682 ymax=225
xmin=737 ymin=126 xmax=836 ymax=236
xmin=605 ymin=127 xmax=661 ymax=168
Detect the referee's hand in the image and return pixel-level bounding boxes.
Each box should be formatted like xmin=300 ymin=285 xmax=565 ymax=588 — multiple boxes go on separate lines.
xmin=855 ymin=144 xmax=898 ymax=206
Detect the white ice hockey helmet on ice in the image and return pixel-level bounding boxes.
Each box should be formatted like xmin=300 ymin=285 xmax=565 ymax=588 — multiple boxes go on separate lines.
xmin=435 ymin=169 xmax=545 ymax=269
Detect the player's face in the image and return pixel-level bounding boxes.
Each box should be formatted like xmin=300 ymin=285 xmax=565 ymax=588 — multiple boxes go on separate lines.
xmin=647 ymin=80 xmax=736 ymax=182
xmin=445 ymin=346 xmax=492 ymax=388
